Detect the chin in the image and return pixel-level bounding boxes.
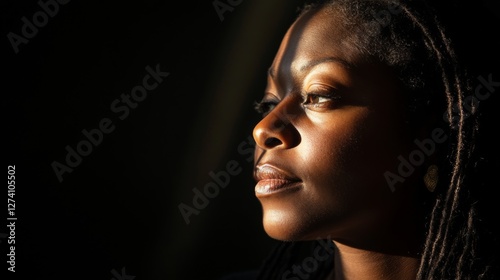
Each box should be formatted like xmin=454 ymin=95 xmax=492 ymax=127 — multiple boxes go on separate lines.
xmin=262 ymin=208 xmax=319 ymax=241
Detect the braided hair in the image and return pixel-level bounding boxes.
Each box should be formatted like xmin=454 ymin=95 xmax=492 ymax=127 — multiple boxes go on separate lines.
xmin=255 ymin=0 xmax=499 ymax=279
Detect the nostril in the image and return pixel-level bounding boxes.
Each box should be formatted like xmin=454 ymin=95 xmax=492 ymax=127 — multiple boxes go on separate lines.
xmin=264 ymin=137 xmax=282 ymax=148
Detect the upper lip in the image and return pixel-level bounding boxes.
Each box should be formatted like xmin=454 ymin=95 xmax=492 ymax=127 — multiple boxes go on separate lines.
xmin=254 ymin=164 xmax=300 ymax=182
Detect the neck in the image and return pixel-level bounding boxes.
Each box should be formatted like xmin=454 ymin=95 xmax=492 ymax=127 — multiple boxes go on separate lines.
xmin=328 ymin=188 xmax=425 ymax=280
xmin=328 ymin=242 xmax=420 ymax=280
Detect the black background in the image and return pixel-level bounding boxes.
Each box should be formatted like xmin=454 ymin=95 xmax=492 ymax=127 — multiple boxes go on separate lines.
xmin=2 ymin=1 xmax=499 ymax=280
xmin=2 ymin=1 xmax=302 ymax=279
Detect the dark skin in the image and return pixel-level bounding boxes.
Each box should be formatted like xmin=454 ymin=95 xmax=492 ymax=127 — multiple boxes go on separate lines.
xmin=253 ymin=7 xmax=427 ymax=280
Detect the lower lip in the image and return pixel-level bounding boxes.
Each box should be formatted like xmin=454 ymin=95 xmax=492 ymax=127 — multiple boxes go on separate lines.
xmin=255 ymin=179 xmax=302 ymax=197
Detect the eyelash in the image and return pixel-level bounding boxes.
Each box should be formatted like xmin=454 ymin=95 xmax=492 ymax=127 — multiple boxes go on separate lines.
xmin=254 ymin=92 xmax=341 ymax=116
xmin=254 ymin=100 xmax=277 ymax=117
xmin=302 ymin=92 xmax=341 ymax=106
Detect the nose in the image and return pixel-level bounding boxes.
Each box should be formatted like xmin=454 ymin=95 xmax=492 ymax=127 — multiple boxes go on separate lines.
xmin=252 ymin=99 xmax=300 ymax=150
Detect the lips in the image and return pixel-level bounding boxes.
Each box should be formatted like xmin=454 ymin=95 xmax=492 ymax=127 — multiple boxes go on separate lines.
xmin=254 ymin=164 xmax=302 ymax=196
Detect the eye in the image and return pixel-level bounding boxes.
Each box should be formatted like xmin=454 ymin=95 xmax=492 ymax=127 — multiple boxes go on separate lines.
xmin=254 ymin=99 xmax=278 ymax=117
xmin=302 ymin=92 xmax=341 ymax=109
xmin=303 ymin=94 xmax=332 ymax=104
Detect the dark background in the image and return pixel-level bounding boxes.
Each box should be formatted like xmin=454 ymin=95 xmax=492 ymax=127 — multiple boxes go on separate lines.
xmin=2 ymin=1 xmax=302 ymax=279
xmin=2 ymin=1 xmax=499 ymax=280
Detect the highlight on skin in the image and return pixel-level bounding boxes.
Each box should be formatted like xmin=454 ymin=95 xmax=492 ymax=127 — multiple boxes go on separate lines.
xmin=251 ymin=0 xmax=497 ymax=279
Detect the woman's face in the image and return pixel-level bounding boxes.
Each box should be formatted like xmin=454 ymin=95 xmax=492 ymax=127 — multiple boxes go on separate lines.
xmin=253 ymin=8 xmax=418 ymax=242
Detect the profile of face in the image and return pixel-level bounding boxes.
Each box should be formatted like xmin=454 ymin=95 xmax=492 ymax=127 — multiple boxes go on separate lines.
xmin=252 ymin=7 xmax=425 ymax=244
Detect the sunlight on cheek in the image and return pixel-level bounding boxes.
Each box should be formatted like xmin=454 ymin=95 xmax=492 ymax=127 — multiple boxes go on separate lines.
xmin=299 ymin=107 xmax=372 ymax=166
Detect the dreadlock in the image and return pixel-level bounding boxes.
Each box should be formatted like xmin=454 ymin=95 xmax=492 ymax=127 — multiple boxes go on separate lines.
xmin=255 ymin=0 xmax=498 ymax=279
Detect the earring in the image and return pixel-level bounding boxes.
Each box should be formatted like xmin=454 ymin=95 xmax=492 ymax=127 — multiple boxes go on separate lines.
xmin=424 ymin=164 xmax=438 ymax=192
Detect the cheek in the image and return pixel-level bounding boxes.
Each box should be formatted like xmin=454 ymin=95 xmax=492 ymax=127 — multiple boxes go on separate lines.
xmin=311 ymin=106 xmax=405 ymax=177
xmin=298 ymin=113 xmax=369 ymax=206
xmin=300 ymin=109 xmax=377 ymax=181
xmin=298 ymin=108 xmax=406 ymax=218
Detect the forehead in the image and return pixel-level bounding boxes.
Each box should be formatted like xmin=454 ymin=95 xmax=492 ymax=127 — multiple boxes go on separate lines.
xmin=271 ymin=7 xmax=363 ymax=73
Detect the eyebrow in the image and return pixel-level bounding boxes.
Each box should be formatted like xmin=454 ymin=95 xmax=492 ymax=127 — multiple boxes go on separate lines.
xmin=268 ymin=57 xmax=353 ymax=79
